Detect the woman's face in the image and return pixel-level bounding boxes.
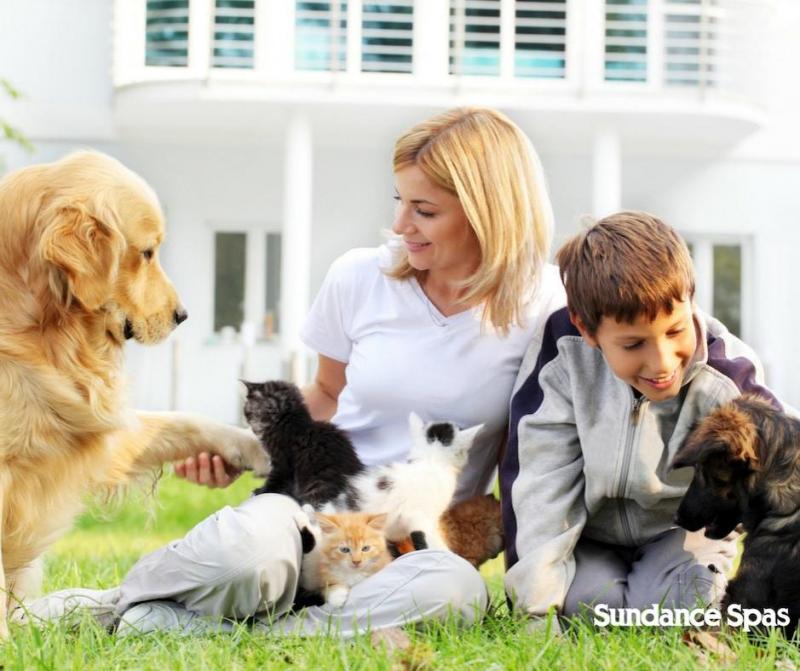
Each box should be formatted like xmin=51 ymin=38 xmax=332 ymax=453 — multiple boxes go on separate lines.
xmin=391 ymin=165 xmax=481 ymax=278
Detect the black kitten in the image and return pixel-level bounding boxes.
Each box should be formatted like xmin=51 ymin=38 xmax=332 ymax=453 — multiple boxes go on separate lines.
xmin=243 ymin=380 xmax=365 ymax=508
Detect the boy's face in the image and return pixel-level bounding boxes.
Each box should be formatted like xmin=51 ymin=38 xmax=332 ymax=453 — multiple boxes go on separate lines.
xmin=574 ymin=298 xmax=697 ymax=402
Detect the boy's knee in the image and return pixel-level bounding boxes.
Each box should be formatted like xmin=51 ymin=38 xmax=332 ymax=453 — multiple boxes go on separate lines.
xmin=628 ymin=562 xmax=726 ymax=610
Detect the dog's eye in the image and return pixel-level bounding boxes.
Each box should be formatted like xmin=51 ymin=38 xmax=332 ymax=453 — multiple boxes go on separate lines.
xmin=142 ymin=249 xmax=154 ymax=261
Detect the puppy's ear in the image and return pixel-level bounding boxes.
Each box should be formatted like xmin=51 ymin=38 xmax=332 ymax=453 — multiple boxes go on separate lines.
xmin=38 ymin=198 xmax=125 ymax=311
xmin=672 ymin=403 xmax=760 ymax=471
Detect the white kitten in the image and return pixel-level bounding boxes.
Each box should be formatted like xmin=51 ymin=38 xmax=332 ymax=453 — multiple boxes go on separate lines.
xmin=325 ymin=413 xmax=483 ymax=551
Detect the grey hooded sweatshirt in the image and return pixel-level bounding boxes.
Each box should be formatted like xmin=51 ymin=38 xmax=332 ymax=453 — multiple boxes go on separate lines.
xmin=500 ymin=306 xmax=780 ymax=616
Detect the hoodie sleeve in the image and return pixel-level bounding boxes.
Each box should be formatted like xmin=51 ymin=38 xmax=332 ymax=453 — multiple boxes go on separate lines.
xmin=500 ymin=308 xmax=587 ymax=615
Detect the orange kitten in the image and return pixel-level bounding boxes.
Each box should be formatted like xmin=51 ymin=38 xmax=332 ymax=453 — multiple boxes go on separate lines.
xmin=312 ymin=511 xmax=392 ymax=608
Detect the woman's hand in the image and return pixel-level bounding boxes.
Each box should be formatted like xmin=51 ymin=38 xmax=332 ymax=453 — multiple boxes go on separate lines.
xmin=173 ymin=452 xmax=242 ymax=488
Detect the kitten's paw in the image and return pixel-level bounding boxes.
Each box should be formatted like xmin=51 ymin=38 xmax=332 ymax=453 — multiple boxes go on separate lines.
xmin=293 ymin=508 xmax=311 ymax=530
xmin=325 ymin=586 xmax=349 ymax=609
xmin=293 ymin=509 xmax=318 ymax=553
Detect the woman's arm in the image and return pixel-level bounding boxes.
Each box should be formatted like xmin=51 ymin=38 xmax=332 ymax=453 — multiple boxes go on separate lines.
xmin=174 ymin=354 xmax=347 ymax=487
xmin=300 ymin=354 xmax=346 ymax=421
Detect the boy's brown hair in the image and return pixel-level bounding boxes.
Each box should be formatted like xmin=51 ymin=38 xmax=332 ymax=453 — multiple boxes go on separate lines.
xmin=556 ymin=211 xmax=695 ymax=335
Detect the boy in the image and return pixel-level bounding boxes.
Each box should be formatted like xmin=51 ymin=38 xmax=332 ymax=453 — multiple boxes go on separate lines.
xmin=500 ymin=211 xmax=781 ymax=620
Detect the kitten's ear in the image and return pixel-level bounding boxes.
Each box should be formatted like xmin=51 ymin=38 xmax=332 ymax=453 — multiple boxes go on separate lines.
xmin=457 ymin=422 xmax=484 ymax=448
xmin=451 ymin=423 xmax=484 ymax=465
xmin=366 ymin=513 xmax=388 ymax=531
xmin=316 ymin=514 xmax=339 ymax=534
xmin=240 ymin=380 xmax=260 ymax=395
xmin=408 ymin=412 xmax=425 ymax=438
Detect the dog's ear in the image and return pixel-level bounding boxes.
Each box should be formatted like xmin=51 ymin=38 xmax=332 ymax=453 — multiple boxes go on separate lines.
xmin=38 ymin=198 xmax=125 ymax=311
xmin=672 ymin=402 xmax=759 ymax=471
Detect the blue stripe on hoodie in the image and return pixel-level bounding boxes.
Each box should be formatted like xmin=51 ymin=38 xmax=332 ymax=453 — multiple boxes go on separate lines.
xmin=501 ymin=307 xmax=578 ymax=568
xmin=706 ymin=332 xmax=782 ymax=411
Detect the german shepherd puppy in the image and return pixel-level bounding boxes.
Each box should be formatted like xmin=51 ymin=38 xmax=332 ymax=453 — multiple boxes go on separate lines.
xmin=672 ymin=393 xmax=800 ymax=636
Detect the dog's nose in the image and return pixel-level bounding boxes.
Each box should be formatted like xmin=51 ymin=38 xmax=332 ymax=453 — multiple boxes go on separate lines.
xmin=174 ymin=308 xmax=188 ymax=325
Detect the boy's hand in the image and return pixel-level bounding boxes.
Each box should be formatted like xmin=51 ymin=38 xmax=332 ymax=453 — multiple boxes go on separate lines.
xmin=173 ymin=452 xmax=242 ymax=488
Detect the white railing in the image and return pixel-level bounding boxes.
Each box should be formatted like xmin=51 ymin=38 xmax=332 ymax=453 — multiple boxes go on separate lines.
xmin=113 ymin=0 xmax=771 ymax=106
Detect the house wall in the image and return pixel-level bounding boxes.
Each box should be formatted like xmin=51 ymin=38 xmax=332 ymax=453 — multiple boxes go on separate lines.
xmin=2 ymin=0 xmax=800 ymax=421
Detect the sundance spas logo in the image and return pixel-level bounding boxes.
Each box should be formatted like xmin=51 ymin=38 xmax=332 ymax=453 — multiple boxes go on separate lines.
xmin=593 ymin=604 xmax=791 ymax=632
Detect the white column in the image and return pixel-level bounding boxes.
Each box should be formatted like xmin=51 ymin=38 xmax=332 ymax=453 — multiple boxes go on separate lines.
xmin=499 ymin=0 xmax=515 ymax=80
xmin=580 ymin=0 xmax=606 ymax=91
xmin=564 ymin=0 xmax=583 ymax=86
xmin=187 ymin=0 xmax=213 ymax=77
xmin=280 ymin=114 xmax=313 ymax=385
xmin=647 ymin=0 xmax=665 ymax=90
xmin=692 ymin=238 xmax=714 ymax=317
xmin=258 ymin=0 xmax=295 ymax=77
xmin=591 ymin=127 xmax=622 ymax=219
xmin=413 ymin=0 xmax=449 ymax=82
xmin=346 ymin=0 xmax=363 ymax=74
xmin=113 ymin=0 xmax=147 ymax=85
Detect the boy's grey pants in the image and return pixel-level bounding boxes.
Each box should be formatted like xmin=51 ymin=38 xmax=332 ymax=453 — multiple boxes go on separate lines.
xmin=112 ymin=493 xmax=488 ymax=636
xmin=562 ymin=528 xmax=738 ymax=617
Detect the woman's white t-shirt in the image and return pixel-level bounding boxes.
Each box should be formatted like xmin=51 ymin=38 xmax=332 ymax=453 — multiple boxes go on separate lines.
xmin=300 ymin=243 xmax=565 ymax=500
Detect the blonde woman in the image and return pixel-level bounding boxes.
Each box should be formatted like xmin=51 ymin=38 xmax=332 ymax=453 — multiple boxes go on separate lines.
xmin=27 ymin=107 xmax=565 ymax=636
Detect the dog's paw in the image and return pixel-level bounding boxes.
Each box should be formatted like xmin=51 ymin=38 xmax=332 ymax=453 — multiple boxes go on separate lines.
xmin=220 ymin=427 xmax=270 ymax=476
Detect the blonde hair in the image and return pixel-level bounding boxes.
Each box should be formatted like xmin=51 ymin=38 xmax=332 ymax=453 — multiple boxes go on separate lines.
xmin=388 ymin=107 xmax=553 ymax=334
xmin=556 ymin=211 xmax=695 ymax=335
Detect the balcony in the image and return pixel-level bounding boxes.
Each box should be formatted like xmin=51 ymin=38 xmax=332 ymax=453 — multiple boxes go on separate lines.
xmin=112 ymin=0 xmax=772 ymax=143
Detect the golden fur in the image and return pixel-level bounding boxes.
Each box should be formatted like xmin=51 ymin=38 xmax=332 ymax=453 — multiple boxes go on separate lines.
xmin=0 ymin=151 xmax=268 ymax=636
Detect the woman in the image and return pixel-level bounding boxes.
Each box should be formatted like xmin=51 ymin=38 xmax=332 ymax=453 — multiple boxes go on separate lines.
xmin=24 ymin=107 xmax=564 ymax=636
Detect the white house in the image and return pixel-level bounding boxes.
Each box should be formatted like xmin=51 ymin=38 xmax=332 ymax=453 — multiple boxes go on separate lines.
xmin=2 ymin=0 xmax=799 ymax=423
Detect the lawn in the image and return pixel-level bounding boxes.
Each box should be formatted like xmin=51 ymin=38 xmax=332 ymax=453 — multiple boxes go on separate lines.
xmin=2 ymin=473 xmax=799 ymax=670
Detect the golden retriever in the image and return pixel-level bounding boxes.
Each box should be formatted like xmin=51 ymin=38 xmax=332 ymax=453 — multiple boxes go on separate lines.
xmin=0 ymin=151 xmax=269 ymax=636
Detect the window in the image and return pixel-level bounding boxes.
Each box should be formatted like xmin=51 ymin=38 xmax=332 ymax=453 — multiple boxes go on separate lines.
xmin=146 ymin=0 xmax=190 ymax=67
xmin=449 ymin=0 xmax=501 ymax=77
xmin=685 ymin=236 xmax=748 ymax=338
xmin=663 ymin=0 xmax=719 ymax=88
xmin=515 ymin=0 xmax=567 ymax=79
xmin=362 ymin=1 xmax=414 ymax=73
xmin=604 ymin=0 xmax=648 ymax=83
xmin=213 ymin=229 xmax=283 ymax=338
xmin=711 ymin=244 xmax=741 ymax=336
xmin=214 ymin=232 xmax=246 ymax=332
xmin=296 ymin=1 xmax=348 ymax=71
xmin=212 ymin=0 xmax=256 ymax=69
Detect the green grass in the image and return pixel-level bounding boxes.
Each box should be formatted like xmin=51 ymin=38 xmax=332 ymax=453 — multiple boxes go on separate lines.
xmin=2 ymin=474 xmax=799 ymax=670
